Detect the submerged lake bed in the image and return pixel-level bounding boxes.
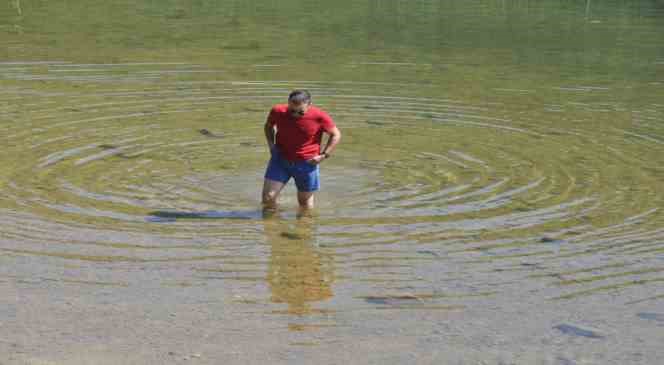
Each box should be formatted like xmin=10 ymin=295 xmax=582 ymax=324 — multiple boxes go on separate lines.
xmin=1 ymin=1 xmax=664 ymax=364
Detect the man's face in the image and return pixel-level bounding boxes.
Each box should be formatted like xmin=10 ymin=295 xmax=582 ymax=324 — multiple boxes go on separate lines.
xmin=287 ymin=100 xmax=310 ymax=118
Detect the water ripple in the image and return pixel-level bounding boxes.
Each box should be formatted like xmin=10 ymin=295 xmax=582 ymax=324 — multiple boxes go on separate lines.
xmin=1 ymin=62 xmax=663 ymax=306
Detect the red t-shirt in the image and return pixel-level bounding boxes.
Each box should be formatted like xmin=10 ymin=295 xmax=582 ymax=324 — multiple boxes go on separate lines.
xmin=267 ymin=104 xmax=337 ymax=161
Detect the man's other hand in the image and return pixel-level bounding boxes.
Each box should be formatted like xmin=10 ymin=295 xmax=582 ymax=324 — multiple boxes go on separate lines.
xmin=306 ymin=154 xmax=326 ymax=165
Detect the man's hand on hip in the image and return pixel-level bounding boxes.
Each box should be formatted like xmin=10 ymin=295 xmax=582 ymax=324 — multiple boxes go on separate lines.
xmin=306 ymin=154 xmax=327 ymax=165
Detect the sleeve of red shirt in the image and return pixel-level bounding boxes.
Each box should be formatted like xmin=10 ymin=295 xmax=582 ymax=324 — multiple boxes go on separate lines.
xmin=319 ymin=110 xmax=336 ymax=132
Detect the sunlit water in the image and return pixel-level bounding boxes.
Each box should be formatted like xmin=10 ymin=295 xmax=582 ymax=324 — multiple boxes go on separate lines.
xmin=1 ymin=1 xmax=664 ymax=364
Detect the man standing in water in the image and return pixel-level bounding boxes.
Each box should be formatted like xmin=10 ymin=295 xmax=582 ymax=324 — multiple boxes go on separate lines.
xmin=262 ymin=90 xmax=341 ymax=211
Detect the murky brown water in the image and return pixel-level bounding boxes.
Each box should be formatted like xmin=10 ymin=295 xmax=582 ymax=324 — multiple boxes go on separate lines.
xmin=1 ymin=1 xmax=664 ymax=364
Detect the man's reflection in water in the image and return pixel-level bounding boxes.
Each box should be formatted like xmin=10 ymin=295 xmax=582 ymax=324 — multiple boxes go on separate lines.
xmin=262 ymin=209 xmax=334 ymax=315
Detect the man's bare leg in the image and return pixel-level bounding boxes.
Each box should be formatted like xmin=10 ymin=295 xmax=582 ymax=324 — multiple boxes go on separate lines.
xmin=262 ymin=179 xmax=286 ymax=211
xmin=296 ymin=191 xmax=315 ymax=218
xmin=297 ymin=191 xmax=315 ymax=210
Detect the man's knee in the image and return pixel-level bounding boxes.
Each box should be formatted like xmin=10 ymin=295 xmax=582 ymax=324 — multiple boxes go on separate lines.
xmin=297 ymin=192 xmax=314 ymax=208
xmin=262 ymin=190 xmax=279 ymax=204
xmin=262 ymin=179 xmax=284 ymax=205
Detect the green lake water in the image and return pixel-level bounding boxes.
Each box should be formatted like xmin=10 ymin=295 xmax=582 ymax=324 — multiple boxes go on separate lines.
xmin=1 ymin=1 xmax=664 ymax=363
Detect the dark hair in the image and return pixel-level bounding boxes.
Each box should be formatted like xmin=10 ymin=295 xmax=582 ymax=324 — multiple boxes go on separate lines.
xmin=288 ymin=89 xmax=311 ymax=104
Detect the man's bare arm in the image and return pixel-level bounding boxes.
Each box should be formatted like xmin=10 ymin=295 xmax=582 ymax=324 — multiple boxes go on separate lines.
xmin=321 ymin=127 xmax=341 ymax=157
xmin=307 ymin=127 xmax=341 ymax=164
xmin=264 ymin=120 xmax=276 ymax=151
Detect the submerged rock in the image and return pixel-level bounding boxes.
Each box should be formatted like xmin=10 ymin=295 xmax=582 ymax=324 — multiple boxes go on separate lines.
xmin=364 ymin=293 xmax=422 ymax=305
xmin=199 ymin=129 xmax=224 ymax=138
xmin=417 ymin=250 xmax=440 ymax=257
xmin=280 ymin=231 xmax=303 ymax=240
xmin=540 ymin=236 xmax=558 ymax=243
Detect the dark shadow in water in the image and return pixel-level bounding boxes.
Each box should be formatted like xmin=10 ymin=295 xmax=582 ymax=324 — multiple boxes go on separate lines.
xmin=262 ymin=213 xmax=334 ymax=316
xmin=637 ymin=312 xmax=664 ymax=323
xmin=553 ymin=324 xmax=604 ymax=339
xmin=146 ymin=209 xmax=263 ymax=222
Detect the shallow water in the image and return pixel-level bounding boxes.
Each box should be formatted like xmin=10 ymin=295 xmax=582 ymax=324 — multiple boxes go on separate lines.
xmin=1 ymin=1 xmax=664 ymax=364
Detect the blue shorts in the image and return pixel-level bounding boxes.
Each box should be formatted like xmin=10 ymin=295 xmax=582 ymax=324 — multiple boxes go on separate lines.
xmin=264 ymin=149 xmax=320 ymax=192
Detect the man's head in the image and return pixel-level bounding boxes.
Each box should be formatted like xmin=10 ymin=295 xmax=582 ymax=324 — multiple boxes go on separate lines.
xmin=287 ymin=90 xmax=311 ymax=118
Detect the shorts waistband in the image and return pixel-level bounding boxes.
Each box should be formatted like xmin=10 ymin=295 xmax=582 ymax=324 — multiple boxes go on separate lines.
xmin=272 ymin=149 xmax=311 ymax=165
xmin=276 ymin=155 xmax=308 ymax=166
